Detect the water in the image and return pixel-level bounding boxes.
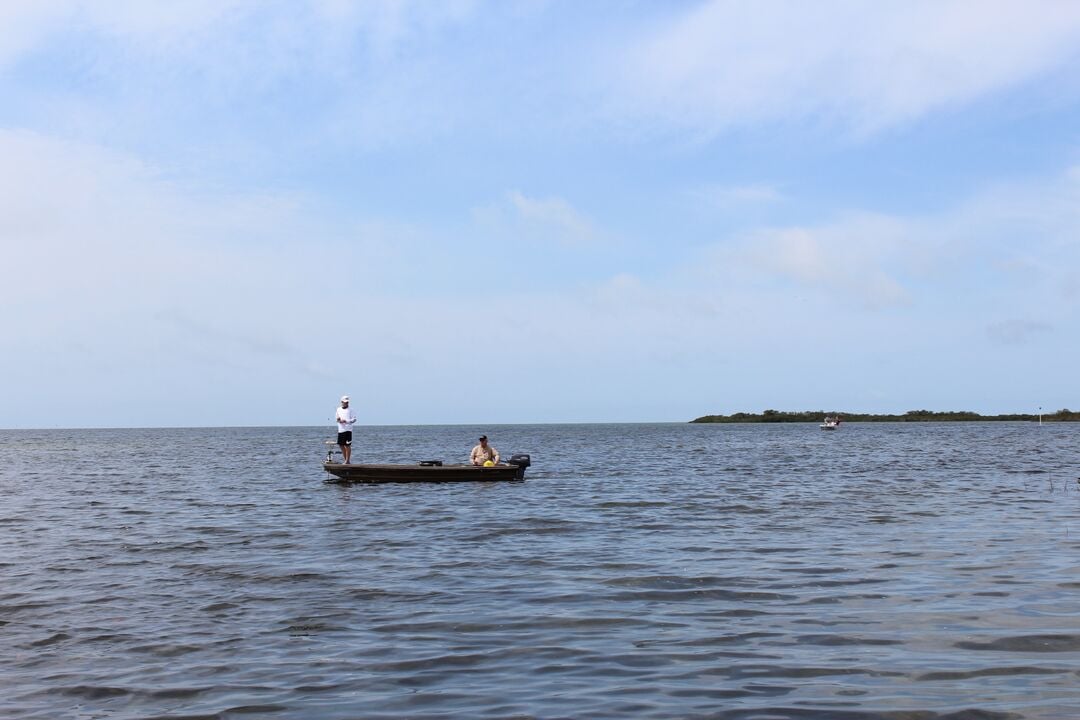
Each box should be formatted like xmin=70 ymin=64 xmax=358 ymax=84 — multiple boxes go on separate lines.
xmin=2 ymin=422 xmax=1078 ymax=719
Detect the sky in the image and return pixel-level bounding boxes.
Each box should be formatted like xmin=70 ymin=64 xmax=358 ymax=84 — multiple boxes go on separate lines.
xmin=2 ymin=0 xmax=1080 ymax=428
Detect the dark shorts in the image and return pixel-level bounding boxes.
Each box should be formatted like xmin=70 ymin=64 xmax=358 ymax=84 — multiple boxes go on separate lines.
xmin=337 ymin=431 xmax=352 ymax=446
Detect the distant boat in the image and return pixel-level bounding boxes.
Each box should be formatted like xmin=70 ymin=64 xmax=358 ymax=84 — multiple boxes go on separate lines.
xmin=322 ymin=452 xmax=531 ymax=483
xmin=820 ymin=417 xmax=841 ymax=430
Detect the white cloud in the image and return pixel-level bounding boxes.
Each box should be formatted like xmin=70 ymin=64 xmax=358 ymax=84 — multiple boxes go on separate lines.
xmin=0 ymin=129 xmax=658 ymax=424
xmin=506 ymin=190 xmax=596 ymax=245
xmin=0 ymin=129 xmax=382 ymax=381
xmin=692 ymin=163 xmax=1080 ymax=318
xmin=0 ymin=0 xmax=485 ymax=152
xmin=9 ymin=1 xmax=1077 ymax=153
xmin=2 ymin=128 xmax=1077 ymax=424
xmin=607 ymin=0 xmax=1080 ymax=135
xmin=730 ymin=213 xmax=915 ymax=309
xmin=472 ymin=191 xmax=600 ymax=249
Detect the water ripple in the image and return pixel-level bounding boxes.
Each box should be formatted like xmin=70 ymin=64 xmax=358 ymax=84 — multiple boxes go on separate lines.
xmin=1 ymin=422 xmax=1078 ymax=719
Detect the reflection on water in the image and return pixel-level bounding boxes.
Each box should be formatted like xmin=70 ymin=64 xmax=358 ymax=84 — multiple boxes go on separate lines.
xmin=1 ymin=422 xmax=1079 ymax=719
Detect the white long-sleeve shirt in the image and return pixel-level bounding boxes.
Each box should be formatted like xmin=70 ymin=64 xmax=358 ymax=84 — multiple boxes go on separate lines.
xmin=336 ymin=406 xmax=356 ymax=432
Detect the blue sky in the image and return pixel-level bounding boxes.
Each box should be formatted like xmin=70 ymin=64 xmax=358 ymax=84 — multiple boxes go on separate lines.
xmin=2 ymin=0 xmax=1080 ymax=428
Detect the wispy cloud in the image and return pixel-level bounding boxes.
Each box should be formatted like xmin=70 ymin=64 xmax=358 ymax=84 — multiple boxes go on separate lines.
xmin=7 ymin=2 xmax=1078 ymax=152
xmin=0 ymin=1 xmax=488 ymax=152
xmin=472 ymin=190 xmax=601 ymax=250
xmin=606 ymin=0 xmax=1080 ymax=136
xmin=694 ymin=164 xmax=1080 ymax=314
xmin=733 ymin=214 xmax=915 ymax=309
xmin=693 ymin=183 xmax=783 ymax=209
xmin=0 ymin=129 xmax=359 ymax=360
xmin=506 ymin=190 xmax=596 ymax=245
xmin=0 ymin=1 xmax=478 ymax=67
xmin=0 ymin=1 xmax=242 ymax=67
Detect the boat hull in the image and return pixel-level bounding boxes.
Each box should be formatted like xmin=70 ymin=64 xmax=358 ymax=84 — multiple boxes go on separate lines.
xmin=323 ymin=462 xmax=524 ymax=483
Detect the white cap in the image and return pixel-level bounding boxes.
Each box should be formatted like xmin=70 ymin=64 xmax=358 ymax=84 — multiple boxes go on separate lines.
xmin=341 ymin=395 xmax=350 ymax=403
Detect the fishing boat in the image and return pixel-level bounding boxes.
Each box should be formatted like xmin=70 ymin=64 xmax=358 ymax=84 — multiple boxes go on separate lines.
xmin=820 ymin=417 xmax=841 ymax=430
xmin=323 ymin=453 xmax=531 ymax=483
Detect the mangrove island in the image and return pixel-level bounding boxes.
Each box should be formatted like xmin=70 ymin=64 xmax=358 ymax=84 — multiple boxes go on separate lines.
xmin=691 ymin=409 xmax=1080 ymax=423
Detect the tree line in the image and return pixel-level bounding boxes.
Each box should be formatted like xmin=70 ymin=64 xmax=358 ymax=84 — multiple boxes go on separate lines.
xmin=690 ymin=409 xmax=1080 ymax=423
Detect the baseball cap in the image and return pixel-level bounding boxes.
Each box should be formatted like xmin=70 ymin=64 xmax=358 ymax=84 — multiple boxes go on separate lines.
xmin=341 ymin=395 xmax=350 ymax=402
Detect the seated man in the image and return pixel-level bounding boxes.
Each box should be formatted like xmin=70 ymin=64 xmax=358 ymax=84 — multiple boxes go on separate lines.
xmin=470 ymin=435 xmax=499 ymax=466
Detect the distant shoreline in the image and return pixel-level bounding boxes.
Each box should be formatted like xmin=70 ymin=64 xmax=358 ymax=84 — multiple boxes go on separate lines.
xmin=691 ymin=409 xmax=1080 ymax=423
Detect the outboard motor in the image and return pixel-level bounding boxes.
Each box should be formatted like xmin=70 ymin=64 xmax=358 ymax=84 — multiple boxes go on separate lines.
xmin=508 ymin=453 xmax=531 ymax=479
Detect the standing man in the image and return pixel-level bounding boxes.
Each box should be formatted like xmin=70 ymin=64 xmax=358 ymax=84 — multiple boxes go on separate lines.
xmin=336 ymin=395 xmax=357 ymax=464
xmin=470 ymin=435 xmax=499 ymax=466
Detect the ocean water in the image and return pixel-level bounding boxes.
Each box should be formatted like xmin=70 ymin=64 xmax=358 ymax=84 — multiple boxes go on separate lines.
xmin=1 ymin=422 xmax=1078 ymax=720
